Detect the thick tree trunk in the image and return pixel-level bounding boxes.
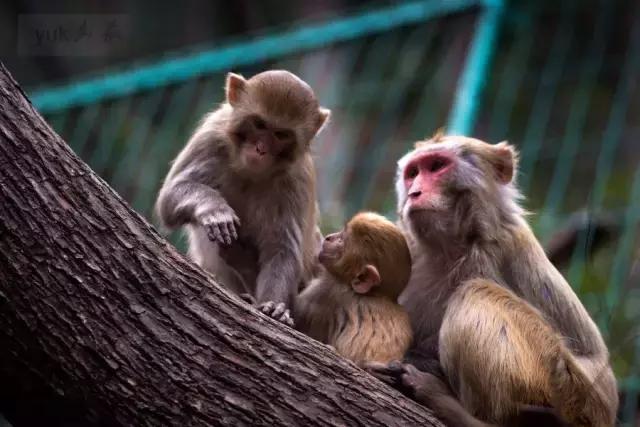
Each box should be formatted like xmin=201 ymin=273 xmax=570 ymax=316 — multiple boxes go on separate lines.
xmin=0 ymin=64 xmax=443 ymax=426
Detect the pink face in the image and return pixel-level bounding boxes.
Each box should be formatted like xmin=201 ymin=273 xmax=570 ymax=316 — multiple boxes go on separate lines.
xmin=402 ymin=150 xmax=455 ymax=212
xmin=232 ymin=115 xmax=295 ymax=173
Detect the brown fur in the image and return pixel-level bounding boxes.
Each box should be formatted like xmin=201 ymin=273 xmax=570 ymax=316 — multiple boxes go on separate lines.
xmin=294 ymin=212 xmax=413 ymax=365
xmin=155 ymin=70 xmax=329 ymax=324
xmin=390 ymin=135 xmax=617 ymax=426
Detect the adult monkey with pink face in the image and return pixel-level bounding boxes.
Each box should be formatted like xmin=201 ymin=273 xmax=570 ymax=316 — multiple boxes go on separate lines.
xmin=156 ymin=70 xmax=329 ymax=326
xmin=370 ymin=134 xmax=617 ymax=427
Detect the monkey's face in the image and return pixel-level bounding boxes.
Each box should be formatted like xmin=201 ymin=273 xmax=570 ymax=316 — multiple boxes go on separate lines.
xmin=318 ymin=230 xmax=346 ymax=267
xmin=401 ymin=150 xmax=455 ymax=216
xmin=230 ymin=114 xmax=296 ymax=175
xmin=396 ymin=136 xmax=517 ymax=237
xmin=225 ymin=71 xmax=330 ymax=178
xmin=318 ymin=226 xmax=363 ymax=287
xmin=320 ymin=213 xmax=412 ymax=298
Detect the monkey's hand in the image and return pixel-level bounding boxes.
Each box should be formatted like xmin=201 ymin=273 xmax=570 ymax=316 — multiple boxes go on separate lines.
xmin=197 ymin=206 xmax=240 ymax=245
xmin=365 ymin=361 xmax=450 ymax=401
xmin=364 ymin=360 xmax=406 ymax=388
xmin=258 ymin=301 xmax=295 ymax=328
xmin=400 ymin=363 xmax=451 ymax=405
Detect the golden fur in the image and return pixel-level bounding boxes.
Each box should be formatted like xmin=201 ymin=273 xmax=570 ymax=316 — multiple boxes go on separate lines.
xmin=295 ymin=212 xmax=413 ymax=365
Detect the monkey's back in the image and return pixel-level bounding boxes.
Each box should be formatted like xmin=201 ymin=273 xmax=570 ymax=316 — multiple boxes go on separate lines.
xmin=332 ymin=298 xmax=412 ymax=365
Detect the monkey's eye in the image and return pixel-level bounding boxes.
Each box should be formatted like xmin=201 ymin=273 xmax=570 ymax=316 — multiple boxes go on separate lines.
xmin=253 ymin=117 xmax=267 ymax=130
xmin=234 ymin=131 xmax=246 ymax=141
xmin=428 ymin=158 xmax=449 ymax=173
xmin=405 ymin=166 xmax=419 ymax=179
xmin=274 ymin=130 xmax=292 ymax=140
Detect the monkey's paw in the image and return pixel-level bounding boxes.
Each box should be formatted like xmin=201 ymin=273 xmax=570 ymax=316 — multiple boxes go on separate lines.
xmin=364 ymin=360 xmax=406 ymax=388
xmin=258 ymin=301 xmax=295 ymax=328
xmin=401 ymin=364 xmax=450 ymax=403
xmin=199 ymin=209 xmax=240 ymax=246
xmin=238 ymin=293 xmax=256 ymax=305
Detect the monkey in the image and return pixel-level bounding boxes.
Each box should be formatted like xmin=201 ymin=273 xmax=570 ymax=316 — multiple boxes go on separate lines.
xmin=368 ymin=134 xmax=618 ymax=427
xmin=294 ymin=212 xmax=413 ymax=366
xmin=155 ymin=70 xmax=330 ymax=326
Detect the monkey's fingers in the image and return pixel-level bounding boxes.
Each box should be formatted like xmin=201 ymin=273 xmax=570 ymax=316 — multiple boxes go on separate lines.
xmin=219 ymin=220 xmax=232 ymax=245
xmin=271 ymin=302 xmax=287 ymax=319
xmin=258 ymin=301 xmax=276 ymax=315
xmin=401 ymin=366 xmax=449 ymax=399
xmin=206 ymin=223 xmax=223 ymax=243
xmin=388 ymin=360 xmax=407 ymax=374
xmin=401 ymin=363 xmax=421 ymax=378
xmin=277 ymin=309 xmax=295 ymax=328
xmin=363 ymin=361 xmax=404 ymax=387
xmin=227 ymin=221 xmax=238 ymax=241
xmin=363 ymin=362 xmax=391 ymax=376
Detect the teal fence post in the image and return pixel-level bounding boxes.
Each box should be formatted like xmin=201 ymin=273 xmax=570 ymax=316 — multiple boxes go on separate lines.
xmin=447 ymin=0 xmax=505 ymax=135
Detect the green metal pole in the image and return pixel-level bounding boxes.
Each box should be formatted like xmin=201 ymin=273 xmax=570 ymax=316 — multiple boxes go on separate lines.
xmin=447 ymin=0 xmax=505 ymax=136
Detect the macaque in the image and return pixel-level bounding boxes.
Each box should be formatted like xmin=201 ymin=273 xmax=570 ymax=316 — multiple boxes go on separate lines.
xmin=370 ymin=134 xmax=618 ymax=426
xmin=155 ymin=70 xmax=330 ymax=325
xmin=294 ymin=212 xmax=413 ymax=366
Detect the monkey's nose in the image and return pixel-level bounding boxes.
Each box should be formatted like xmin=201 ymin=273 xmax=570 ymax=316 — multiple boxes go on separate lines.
xmin=409 ymin=190 xmax=422 ymax=199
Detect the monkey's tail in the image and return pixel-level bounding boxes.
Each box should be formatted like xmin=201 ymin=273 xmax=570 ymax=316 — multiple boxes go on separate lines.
xmin=550 ymin=347 xmax=616 ymax=427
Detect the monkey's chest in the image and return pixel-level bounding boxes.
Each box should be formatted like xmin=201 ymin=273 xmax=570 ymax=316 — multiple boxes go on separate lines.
xmin=218 ymin=237 xmax=260 ymax=290
xmin=400 ymin=278 xmax=450 ymax=341
xmin=225 ymin=190 xmax=286 ymax=240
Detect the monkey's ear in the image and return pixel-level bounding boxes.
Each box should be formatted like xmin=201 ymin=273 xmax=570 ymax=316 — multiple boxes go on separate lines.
xmin=313 ymin=107 xmax=331 ymax=135
xmin=351 ymin=264 xmax=381 ymax=294
xmin=226 ymin=73 xmax=247 ymax=106
xmin=489 ymin=142 xmax=517 ymax=184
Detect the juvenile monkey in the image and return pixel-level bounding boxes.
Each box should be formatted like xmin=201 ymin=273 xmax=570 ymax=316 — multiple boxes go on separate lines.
xmin=371 ymin=134 xmax=617 ymax=426
xmin=155 ymin=70 xmax=330 ymax=325
xmin=294 ymin=212 xmax=413 ymax=366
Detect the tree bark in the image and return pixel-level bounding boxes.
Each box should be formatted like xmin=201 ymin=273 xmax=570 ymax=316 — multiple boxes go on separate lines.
xmin=0 ymin=63 xmax=443 ymax=427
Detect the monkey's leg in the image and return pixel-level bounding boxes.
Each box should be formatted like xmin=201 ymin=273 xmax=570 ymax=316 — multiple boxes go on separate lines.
xmin=550 ymin=348 xmax=617 ymax=427
xmin=187 ymin=229 xmax=250 ymax=295
xmin=439 ymin=279 xmax=606 ymax=426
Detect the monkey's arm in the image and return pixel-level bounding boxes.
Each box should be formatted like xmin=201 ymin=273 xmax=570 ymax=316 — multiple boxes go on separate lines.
xmin=155 ymin=134 xmax=238 ymax=244
xmin=292 ymin=279 xmax=333 ymax=341
xmin=392 ymin=364 xmax=492 ymax=427
xmin=254 ymin=218 xmax=305 ymax=325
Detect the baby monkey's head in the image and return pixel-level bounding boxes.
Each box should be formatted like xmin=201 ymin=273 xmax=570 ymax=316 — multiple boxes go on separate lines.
xmin=319 ymin=212 xmax=412 ymax=299
xmin=225 ymin=70 xmax=330 ymax=177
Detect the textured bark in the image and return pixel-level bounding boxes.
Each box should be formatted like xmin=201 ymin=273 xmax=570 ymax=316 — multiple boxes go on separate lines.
xmin=0 ymin=63 xmax=443 ymax=427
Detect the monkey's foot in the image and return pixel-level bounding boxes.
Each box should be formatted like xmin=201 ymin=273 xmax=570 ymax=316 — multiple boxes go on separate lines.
xmin=400 ymin=364 xmax=450 ymax=404
xmin=364 ymin=360 xmax=406 ymax=388
xmin=258 ymin=301 xmax=295 ymax=328
xmin=238 ymin=293 xmax=256 ymax=305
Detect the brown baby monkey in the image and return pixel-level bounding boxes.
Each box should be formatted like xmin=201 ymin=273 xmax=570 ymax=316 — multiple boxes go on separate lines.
xmin=294 ymin=212 xmax=413 ymax=366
